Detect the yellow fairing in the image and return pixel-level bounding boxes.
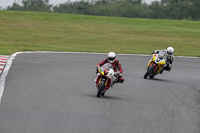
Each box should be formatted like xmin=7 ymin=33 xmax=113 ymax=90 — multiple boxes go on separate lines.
xmin=147 ymin=54 xmax=156 ymax=68
xmin=151 ymin=54 xmax=166 ymax=65
xmin=155 ymin=66 xmax=162 ymax=74
xmin=147 ymin=61 xmax=153 ymax=68
xmin=147 ymin=54 xmax=166 ymax=74
xmin=152 ymin=54 xmax=157 ymax=61
xmin=158 ymin=61 xmax=166 ymax=65
xmin=98 ymin=67 xmax=108 ymax=86
xmin=99 ymin=67 xmax=104 ymax=75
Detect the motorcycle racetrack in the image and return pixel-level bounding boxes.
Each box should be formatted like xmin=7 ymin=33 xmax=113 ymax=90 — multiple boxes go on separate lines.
xmin=0 ymin=52 xmax=199 ymax=133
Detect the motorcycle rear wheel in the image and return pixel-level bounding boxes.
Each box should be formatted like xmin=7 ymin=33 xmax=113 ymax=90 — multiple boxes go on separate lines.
xmin=97 ymin=80 xmax=106 ymax=97
xmin=144 ymin=65 xmax=155 ymax=79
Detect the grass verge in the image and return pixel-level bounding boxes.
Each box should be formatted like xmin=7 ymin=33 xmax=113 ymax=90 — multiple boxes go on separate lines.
xmin=0 ymin=11 xmax=200 ymax=57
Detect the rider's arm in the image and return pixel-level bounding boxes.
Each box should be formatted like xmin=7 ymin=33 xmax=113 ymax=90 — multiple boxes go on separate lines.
xmin=170 ymin=55 xmax=175 ymax=64
xmin=172 ymin=55 xmax=175 ymax=61
xmin=152 ymin=50 xmax=159 ymax=54
xmin=96 ymin=58 xmax=107 ymax=73
xmin=166 ymin=55 xmax=175 ymax=65
xmin=97 ymin=58 xmax=107 ymax=67
xmin=117 ymin=61 xmax=123 ymax=73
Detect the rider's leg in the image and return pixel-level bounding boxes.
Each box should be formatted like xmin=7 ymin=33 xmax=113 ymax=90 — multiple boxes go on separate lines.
xmin=111 ymin=75 xmax=124 ymax=87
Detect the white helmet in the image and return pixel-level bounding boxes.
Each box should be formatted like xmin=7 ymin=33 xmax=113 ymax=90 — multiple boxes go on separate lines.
xmin=108 ymin=52 xmax=116 ymax=63
xmin=167 ymin=47 xmax=174 ymax=55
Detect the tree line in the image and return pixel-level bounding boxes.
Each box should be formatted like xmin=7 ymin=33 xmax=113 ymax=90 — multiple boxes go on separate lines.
xmin=5 ymin=0 xmax=200 ymax=20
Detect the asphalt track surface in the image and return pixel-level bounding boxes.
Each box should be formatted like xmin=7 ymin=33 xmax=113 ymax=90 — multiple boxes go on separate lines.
xmin=0 ymin=52 xmax=199 ymax=133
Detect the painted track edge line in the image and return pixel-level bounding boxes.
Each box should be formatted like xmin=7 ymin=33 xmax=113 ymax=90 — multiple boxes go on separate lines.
xmin=0 ymin=52 xmax=23 ymax=103
xmin=9 ymin=51 xmax=199 ymax=58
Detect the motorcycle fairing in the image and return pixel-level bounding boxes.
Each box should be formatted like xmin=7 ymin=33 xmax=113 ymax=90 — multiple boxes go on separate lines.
xmin=147 ymin=54 xmax=166 ymax=74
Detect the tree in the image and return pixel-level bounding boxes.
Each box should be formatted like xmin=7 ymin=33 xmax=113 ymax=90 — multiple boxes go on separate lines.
xmin=6 ymin=0 xmax=200 ymax=20
xmin=159 ymin=0 xmax=199 ymax=20
xmin=22 ymin=0 xmax=52 ymax=12
xmin=7 ymin=0 xmax=52 ymax=12
xmin=189 ymin=0 xmax=200 ymax=20
xmin=7 ymin=3 xmax=23 ymax=11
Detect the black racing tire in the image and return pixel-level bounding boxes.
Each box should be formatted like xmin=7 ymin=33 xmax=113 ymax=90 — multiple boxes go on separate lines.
xmin=97 ymin=80 xmax=106 ymax=97
xmin=149 ymin=75 xmax=154 ymax=79
xmin=144 ymin=65 xmax=155 ymax=79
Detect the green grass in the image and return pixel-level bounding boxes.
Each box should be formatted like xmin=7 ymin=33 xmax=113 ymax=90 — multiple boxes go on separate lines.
xmin=0 ymin=11 xmax=200 ymax=57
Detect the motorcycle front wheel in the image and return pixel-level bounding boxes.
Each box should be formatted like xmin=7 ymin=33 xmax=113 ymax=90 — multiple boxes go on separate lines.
xmin=97 ymin=80 xmax=106 ymax=97
xmin=144 ymin=65 xmax=155 ymax=79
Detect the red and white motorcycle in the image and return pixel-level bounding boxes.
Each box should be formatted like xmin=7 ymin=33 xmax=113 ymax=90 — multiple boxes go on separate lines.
xmin=96 ymin=63 xmax=118 ymax=97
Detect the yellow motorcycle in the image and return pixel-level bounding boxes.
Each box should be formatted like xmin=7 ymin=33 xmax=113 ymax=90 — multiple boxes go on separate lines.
xmin=144 ymin=54 xmax=166 ymax=79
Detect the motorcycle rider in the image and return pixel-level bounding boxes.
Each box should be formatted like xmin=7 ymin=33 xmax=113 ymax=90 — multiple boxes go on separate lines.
xmin=95 ymin=52 xmax=124 ymax=90
xmin=152 ymin=47 xmax=175 ymax=74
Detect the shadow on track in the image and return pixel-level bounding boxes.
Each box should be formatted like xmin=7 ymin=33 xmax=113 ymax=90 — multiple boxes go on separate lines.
xmin=101 ymin=95 xmax=125 ymax=100
xmin=85 ymin=93 xmax=129 ymax=101
xmin=145 ymin=78 xmax=175 ymax=83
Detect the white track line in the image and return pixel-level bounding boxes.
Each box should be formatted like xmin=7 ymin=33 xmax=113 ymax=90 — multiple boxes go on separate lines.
xmin=0 ymin=52 xmax=20 ymax=103
xmin=0 ymin=51 xmax=199 ymax=103
xmin=8 ymin=51 xmax=199 ymax=58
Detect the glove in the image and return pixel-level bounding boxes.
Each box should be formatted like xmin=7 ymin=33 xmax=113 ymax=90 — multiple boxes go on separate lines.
xmin=96 ymin=66 xmax=100 ymax=73
xmin=153 ymin=51 xmax=159 ymax=54
xmin=166 ymin=62 xmax=170 ymax=65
